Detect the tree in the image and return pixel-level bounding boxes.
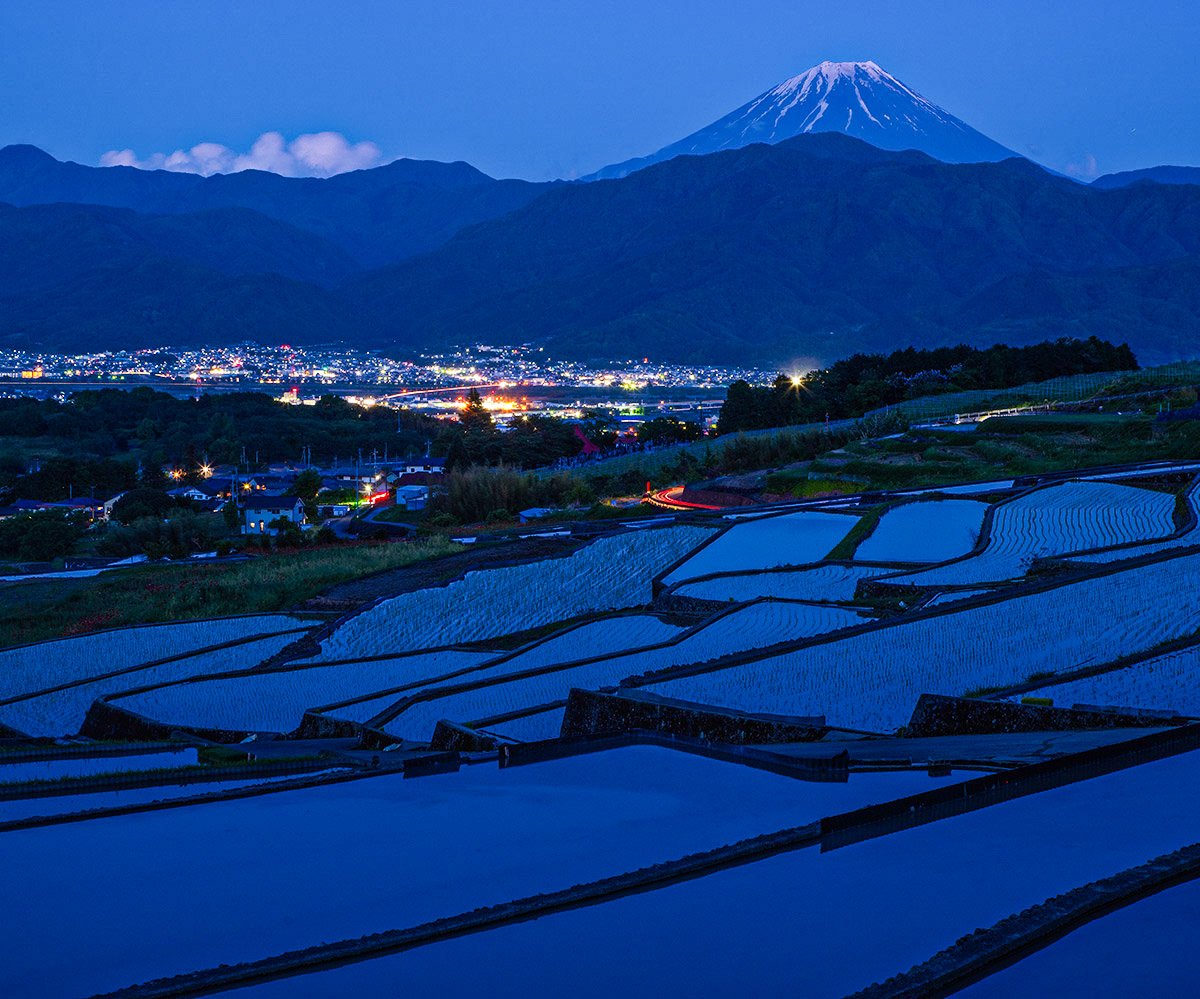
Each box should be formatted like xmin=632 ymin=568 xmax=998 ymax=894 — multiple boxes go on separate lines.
xmin=636 ymin=417 xmax=704 ymax=445
xmin=460 ymin=388 xmax=494 ymax=435
xmin=289 ymin=468 xmax=324 ymax=520
xmin=717 ymin=380 xmax=760 ymax=434
xmin=111 ymin=488 xmax=174 ymax=525
xmin=458 ymin=388 xmax=501 ymax=464
xmin=0 ymin=511 xmax=86 ymax=561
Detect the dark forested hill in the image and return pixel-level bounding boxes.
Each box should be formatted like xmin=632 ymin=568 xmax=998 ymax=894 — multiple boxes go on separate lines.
xmin=347 ymin=134 xmax=1200 ymax=364
xmin=0 ymin=202 xmax=363 ymax=350
xmin=0 ymin=201 xmax=360 ymax=285
xmin=3 ymin=135 xmax=1200 ymax=364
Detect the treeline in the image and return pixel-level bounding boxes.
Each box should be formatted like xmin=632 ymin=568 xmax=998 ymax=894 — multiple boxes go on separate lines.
xmin=718 ymin=337 xmax=1138 ymax=433
xmin=435 ymin=393 xmax=703 ymax=470
xmin=0 ymin=388 xmax=440 ymax=475
xmin=0 ymin=387 xmax=644 ymax=499
xmin=428 ymin=415 xmax=906 ymax=525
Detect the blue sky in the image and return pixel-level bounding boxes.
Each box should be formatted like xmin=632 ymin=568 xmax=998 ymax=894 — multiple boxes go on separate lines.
xmin=2 ymin=0 xmax=1197 ymax=180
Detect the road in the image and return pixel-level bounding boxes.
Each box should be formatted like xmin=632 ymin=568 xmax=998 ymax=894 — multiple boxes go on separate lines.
xmin=645 ymin=486 xmax=723 ymax=511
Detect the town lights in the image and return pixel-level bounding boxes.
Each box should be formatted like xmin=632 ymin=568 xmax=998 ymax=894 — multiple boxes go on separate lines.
xmin=199 ymin=463 xmax=213 ymax=478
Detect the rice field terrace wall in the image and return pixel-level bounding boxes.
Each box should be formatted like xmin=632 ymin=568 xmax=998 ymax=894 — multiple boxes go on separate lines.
xmin=0 ymin=740 xmax=184 ymax=764
xmin=429 ymin=720 xmax=500 ymax=752
xmin=0 ymin=767 xmax=378 ymax=835
xmin=560 ymin=688 xmax=829 ymax=745
xmin=904 ymin=694 xmax=1185 ymax=738
xmin=0 ymin=757 xmax=341 ymax=805
xmin=625 ymin=547 xmax=1200 ymax=732
xmin=819 ymin=723 xmax=1200 ymax=852
xmin=848 ymin=842 xmax=1200 ymax=999
xmin=493 ymin=729 xmax=853 ymax=783
xmin=81 ymin=697 xmax=256 ymax=744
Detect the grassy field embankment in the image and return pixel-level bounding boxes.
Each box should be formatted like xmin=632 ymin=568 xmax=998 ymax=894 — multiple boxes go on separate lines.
xmin=0 ymin=537 xmax=461 ymax=648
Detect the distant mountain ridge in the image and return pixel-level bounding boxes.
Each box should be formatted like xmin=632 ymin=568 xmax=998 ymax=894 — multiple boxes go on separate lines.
xmin=586 ymin=60 xmax=1018 ymax=180
xmin=0 ymin=144 xmax=551 ymax=268
xmin=1092 ymin=165 xmax=1200 ymax=190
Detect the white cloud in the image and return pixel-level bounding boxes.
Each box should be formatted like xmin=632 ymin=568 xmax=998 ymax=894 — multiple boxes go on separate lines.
xmin=99 ymin=131 xmax=387 ymax=178
xmin=1062 ymin=153 xmax=1100 ymax=181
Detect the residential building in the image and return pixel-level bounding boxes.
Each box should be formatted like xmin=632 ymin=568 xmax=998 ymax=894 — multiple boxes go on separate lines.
xmin=239 ymin=495 xmax=305 ymax=536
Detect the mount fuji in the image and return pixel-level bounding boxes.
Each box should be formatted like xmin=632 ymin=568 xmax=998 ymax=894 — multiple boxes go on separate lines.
xmin=586 ymin=60 xmax=1018 ymax=180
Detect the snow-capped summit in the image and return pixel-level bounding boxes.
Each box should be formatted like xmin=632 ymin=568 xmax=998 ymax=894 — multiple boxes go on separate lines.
xmin=586 ymin=61 xmax=1017 ymax=180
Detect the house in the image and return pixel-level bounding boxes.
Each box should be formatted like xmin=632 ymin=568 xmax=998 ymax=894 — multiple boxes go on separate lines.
xmin=323 ymin=466 xmax=379 ymax=485
xmin=1 ymin=497 xmax=105 ymax=522
xmin=102 ymin=493 xmax=126 ymax=522
xmin=393 ymin=485 xmax=428 ymax=511
xmin=243 ymin=474 xmax=296 ymax=496
xmin=404 ymin=457 xmax=446 ymax=476
xmin=167 ymin=481 xmax=227 ymax=503
xmin=50 ymin=497 xmax=106 ymax=522
xmin=239 ymin=495 xmax=305 ymax=536
xmin=519 ymin=507 xmax=556 ymax=524
xmin=393 ymin=472 xmax=437 ymax=488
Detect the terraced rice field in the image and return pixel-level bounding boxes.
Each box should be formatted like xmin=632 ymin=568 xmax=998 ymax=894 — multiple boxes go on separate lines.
xmin=0 ymin=615 xmax=305 ymax=701
xmin=1 ymin=747 xmax=950 ymax=998
xmin=1014 ymin=644 xmax=1200 ymax=717
xmin=887 ymin=482 xmax=1176 ymax=586
xmin=855 ymin=499 xmax=988 ymax=563
xmin=0 ymin=631 xmax=303 ymax=737
xmin=382 ymin=601 xmax=867 ymax=741
xmin=671 ymin=564 xmax=885 ymax=603
xmin=1067 ymin=479 xmax=1200 ymax=565
xmin=660 ymin=511 xmax=857 ymax=584
xmin=641 ymin=550 xmax=1200 ymax=732
xmin=314 ymin=526 xmax=713 ymax=659
xmin=313 ymin=616 xmax=682 ymax=726
xmin=107 ymin=649 xmax=495 ymax=733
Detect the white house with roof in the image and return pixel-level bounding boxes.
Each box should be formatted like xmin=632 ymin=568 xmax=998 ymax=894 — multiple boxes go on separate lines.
xmin=404 ymin=456 xmax=446 ymax=476
xmin=239 ymin=495 xmax=305 ymax=536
